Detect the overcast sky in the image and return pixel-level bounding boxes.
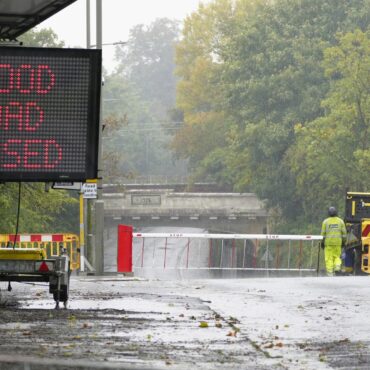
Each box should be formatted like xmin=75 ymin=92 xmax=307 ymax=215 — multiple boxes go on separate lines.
xmin=40 ymin=0 xmax=207 ymax=71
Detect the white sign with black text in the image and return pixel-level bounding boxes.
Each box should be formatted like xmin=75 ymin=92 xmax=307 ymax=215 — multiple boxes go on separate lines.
xmin=82 ymin=183 xmax=97 ymax=199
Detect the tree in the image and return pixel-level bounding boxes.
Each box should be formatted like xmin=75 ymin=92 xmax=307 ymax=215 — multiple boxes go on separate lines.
xmin=0 ymin=183 xmax=78 ymax=234
xmin=115 ymin=18 xmax=180 ymax=119
xmin=288 ymin=29 xmax=370 ymax=221
xmin=174 ymin=0 xmax=370 ymax=230
xmin=19 ymin=28 xmax=65 ymax=47
xmin=173 ymin=0 xmax=244 ymax=184
xmin=102 ymin=72 xmax=188 ymax=182
xmin=103 ymin=19 xmax=187 ymax=182
xmin=102 ymin=73 xmax=154 ymax=182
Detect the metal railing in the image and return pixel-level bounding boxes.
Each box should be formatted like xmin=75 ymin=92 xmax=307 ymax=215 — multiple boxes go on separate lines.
xmin=132 ymin=233 xmax=323 ymax=277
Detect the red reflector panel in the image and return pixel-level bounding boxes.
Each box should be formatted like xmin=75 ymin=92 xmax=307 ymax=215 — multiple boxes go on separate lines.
xmin=38 ymin=261 xmax=49 ymax=272
xmin=52 ymin=234 xmax=63 ymax=242
xmin=363 ymin=225 xmax=370 ymax=237
xmin=9 ymin=234 xmax=20 ymax=242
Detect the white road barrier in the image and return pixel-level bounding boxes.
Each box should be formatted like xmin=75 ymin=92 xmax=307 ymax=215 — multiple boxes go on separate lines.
xmin=132 ymin=233 xmax=323 ymax=275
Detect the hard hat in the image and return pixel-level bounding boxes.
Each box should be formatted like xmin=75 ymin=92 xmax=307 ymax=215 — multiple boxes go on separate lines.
xmin=328 ymin=206 xmax=337 ymax=217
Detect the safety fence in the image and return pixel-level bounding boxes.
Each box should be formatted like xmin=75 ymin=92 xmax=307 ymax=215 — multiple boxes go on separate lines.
xmin=0 ymin=233 xmax=80 ymax=270
xmin=131 ymin=232 xmax=323 ymax=276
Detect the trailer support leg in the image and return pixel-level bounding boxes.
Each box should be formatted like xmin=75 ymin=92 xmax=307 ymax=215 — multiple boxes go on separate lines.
xmin=55 ymin=275 xmax=61 ymax=310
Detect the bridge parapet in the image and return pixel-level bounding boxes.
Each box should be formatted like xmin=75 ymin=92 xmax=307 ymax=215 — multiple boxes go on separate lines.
xmin=104 ymin=189 xmax=267 ymax=234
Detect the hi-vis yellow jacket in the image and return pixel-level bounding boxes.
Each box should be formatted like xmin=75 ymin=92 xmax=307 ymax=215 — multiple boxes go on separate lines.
xmin=321 ymin=216 xmax=347 ymax=247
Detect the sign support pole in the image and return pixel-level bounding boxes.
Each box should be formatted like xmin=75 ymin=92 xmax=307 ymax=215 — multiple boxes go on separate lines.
xmin=94 ymin=0 xmax=105 ymax=275
xmin=79 ymin=192 xmax=85 ymax=272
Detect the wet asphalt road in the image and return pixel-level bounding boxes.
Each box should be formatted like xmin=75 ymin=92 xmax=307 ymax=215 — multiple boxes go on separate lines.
xmin=0 ymin=276 xmax=370 ymax=369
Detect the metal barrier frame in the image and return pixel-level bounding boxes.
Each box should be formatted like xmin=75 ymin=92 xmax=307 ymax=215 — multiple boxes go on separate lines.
xmin=132 ymin=233 xmax=323 ymax=273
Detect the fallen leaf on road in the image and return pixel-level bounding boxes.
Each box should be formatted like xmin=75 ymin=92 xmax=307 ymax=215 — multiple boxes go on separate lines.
xmin=199 ymin=321 xmax=209 ymax=328
xmin=338 ymin=338 xmax=350 ymax=344
xmin=229 ymin=316 xmax=240 ymax=324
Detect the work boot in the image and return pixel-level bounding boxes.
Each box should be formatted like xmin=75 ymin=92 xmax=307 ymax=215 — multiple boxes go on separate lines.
xmin=334 ymin=271 xmax=344 ymax=276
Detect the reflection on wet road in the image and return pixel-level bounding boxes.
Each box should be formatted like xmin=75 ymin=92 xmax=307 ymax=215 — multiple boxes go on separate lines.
xmin=0 ymin=278 xmax=282 ymax=370
xmin=5 ymin=276 xmax=370 ymax=369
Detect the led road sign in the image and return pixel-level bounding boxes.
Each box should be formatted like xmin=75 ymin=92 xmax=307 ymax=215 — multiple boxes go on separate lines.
xmin=0 ymin=47 xmax=101 ymax=181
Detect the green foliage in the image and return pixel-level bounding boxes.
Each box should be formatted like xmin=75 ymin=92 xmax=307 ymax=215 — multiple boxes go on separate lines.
xmin=174 ymin=0 xmax=370 ymax=231
xmin=0 ymin=183 xmax=78 ymax=234
xmin=288 ymin=29 xmax=370 ymax=221
xmin=102 ymin=73 xmax=153 ymax=182
xmin=221 ymin=0 xmax=370 ymax=219
xmin=19 ymin=28 xmax=65 ymax=47
xmin=115 ymin=18 xmax=180 ymax=119
xmin=172 ymin=0 xmax=238 ymax=181
xmin=102 ymin=71 xmax=187 ymax=182
xmin=103 ymin=19 xmax=187 ymax=182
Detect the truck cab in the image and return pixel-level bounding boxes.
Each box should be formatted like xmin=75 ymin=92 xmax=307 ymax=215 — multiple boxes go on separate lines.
xmin=344 ymin=192 xmax=370 ymax=274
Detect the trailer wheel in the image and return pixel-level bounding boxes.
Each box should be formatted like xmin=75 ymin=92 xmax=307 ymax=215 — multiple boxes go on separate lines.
xmin=53 ymin=284 xmax=69 ymax=303
xmin=53 ymin=266 xmax=71 ymax=308
xmin=353 ymin=248 xmax=366 ymax=275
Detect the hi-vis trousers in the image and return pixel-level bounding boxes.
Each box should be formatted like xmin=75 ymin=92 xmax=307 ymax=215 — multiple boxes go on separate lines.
xmin=324 ymin=244 xmax=342 ymax=276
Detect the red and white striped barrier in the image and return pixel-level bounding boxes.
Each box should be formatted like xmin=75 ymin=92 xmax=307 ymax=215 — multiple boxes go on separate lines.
xmin=117 ymin=225 xmax=322 ymax=274
xmin=8 ymin=234 xmax=65 ymax=242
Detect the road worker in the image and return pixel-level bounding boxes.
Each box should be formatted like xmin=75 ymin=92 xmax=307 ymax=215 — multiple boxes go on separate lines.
xmin=321 ymin=206 xmax=347 ymax=276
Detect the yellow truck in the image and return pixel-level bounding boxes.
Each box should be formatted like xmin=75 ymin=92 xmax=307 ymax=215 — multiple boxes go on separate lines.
xmin=344 ymin=192 xmax=370 ymax=274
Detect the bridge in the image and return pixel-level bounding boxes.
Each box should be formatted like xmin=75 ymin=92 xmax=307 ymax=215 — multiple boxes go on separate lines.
xmin=103 ymin=184 xmax=267 ymax=244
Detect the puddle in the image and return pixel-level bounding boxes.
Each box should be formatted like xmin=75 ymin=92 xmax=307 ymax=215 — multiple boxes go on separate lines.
xmin=21 ymin=297 xmax=192 ymax=312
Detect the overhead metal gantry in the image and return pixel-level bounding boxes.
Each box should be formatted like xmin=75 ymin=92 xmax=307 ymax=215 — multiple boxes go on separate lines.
xmin=0 ymin=0 xmax=77 ymax=40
